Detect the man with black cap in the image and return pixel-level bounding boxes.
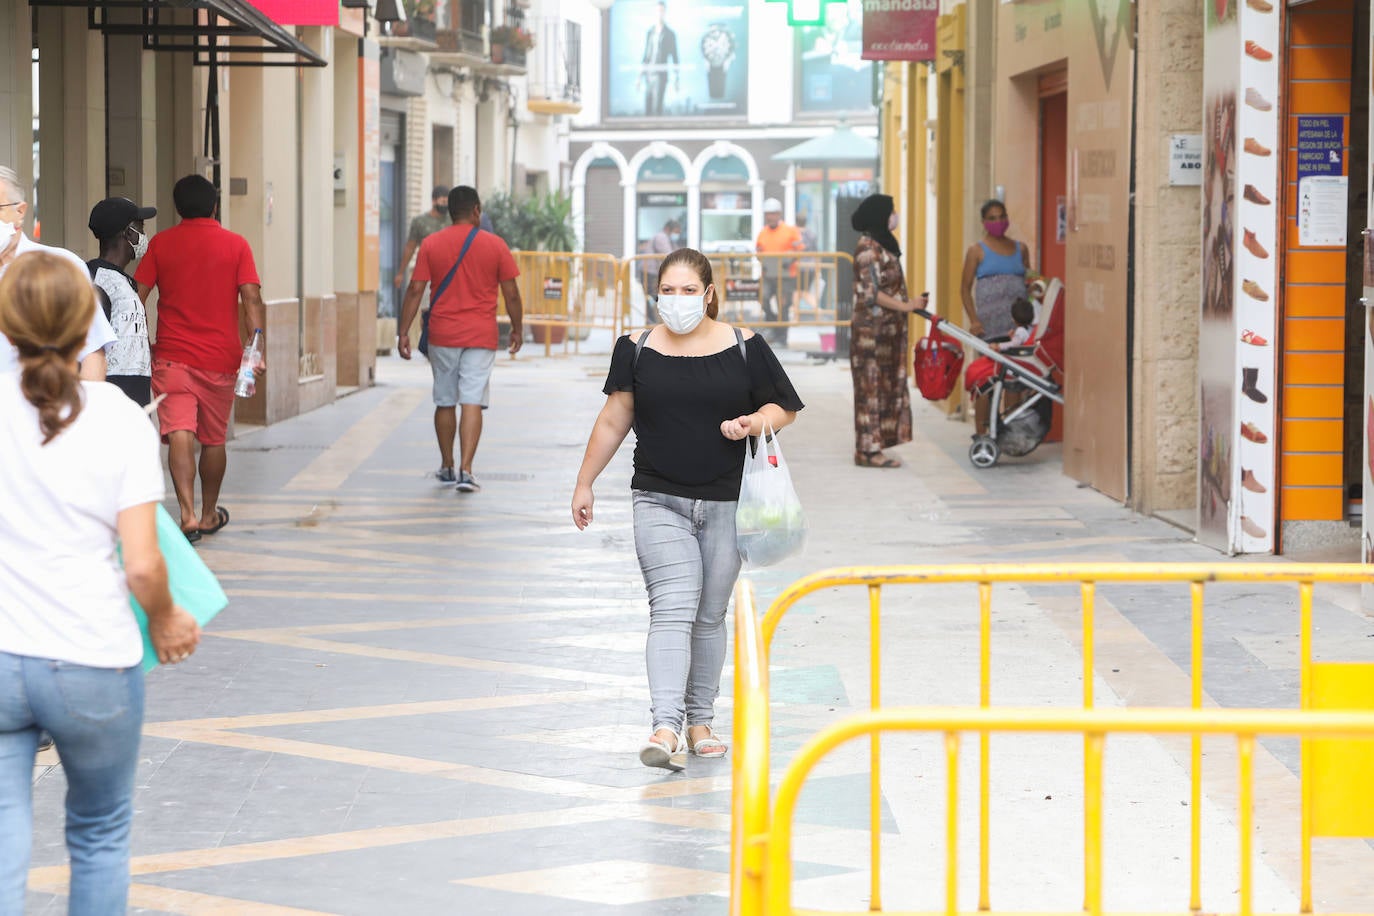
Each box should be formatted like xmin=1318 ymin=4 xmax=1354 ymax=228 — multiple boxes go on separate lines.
xmin=88 ymin=197 xmax=156 ymax=405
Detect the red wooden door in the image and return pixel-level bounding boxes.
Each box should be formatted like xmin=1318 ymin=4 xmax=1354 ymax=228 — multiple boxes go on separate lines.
xmin=1039 ymin=87 xmax=1068 ymax=442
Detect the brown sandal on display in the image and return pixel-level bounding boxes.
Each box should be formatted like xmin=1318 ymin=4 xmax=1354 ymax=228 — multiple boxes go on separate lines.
xmin=855 ymin=451 xmax=902 ymax=469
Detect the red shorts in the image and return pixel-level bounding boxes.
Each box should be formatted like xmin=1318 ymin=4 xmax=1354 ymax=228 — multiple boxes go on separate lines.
xmin=151 ymin=359 xmax=236 ymax=446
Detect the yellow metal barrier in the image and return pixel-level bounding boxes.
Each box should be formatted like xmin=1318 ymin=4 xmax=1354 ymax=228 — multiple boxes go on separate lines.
xmin=507 ymin=251 xmax=621 ymax=356
xmin=733 ymin=564 xmax=1374 ymax=916
xmin=732 ymin=581 xmax=770 ymax=915
xmin=622 ymin=251 xmax=855 ymax=343
xmin=762 ymin=706 xmax=1374 ymax=916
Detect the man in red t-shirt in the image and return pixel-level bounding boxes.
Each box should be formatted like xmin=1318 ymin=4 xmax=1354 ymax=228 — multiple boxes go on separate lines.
xmin=397 ymin=186 xmax=523 ymax=492
xmin=135 ymin=174 xmax=265 ymax=541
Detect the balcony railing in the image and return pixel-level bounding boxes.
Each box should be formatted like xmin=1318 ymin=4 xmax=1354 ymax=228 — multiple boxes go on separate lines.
xmin=436 ymin=28 xmax=484 ymax=55
xmin=526 ymin=18 xmax=581 ymax=114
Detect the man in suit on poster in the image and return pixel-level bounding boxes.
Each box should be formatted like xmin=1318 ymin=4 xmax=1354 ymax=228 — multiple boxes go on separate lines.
xmin=639 ymin=2 xmax=678 ymax=116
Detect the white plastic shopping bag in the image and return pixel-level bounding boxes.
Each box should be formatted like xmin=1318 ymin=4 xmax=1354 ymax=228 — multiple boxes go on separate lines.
xmin=735 ymin=422 xmax=806 ymax=568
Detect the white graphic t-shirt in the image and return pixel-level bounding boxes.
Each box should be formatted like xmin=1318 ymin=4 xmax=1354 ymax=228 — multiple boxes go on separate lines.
xmin=93 ymin=265 xmax=152 ymax=377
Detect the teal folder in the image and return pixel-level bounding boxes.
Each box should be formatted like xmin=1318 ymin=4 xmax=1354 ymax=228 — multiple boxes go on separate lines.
xmin=128 ymin=505 xmax=229 ymax=672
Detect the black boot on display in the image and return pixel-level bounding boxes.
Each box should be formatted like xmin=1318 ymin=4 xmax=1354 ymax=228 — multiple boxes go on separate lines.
xmin=1242 ymin=367 xmax=1268 ymax=404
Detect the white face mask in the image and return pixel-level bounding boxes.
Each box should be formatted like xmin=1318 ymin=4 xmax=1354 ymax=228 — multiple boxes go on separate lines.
xmin=128 ymin=228 xmax=149 ymax=260
xmin=0 ymin=219 xmax=15 ymax=250
xmin=656 ymin=293 xmax=707 ymax=334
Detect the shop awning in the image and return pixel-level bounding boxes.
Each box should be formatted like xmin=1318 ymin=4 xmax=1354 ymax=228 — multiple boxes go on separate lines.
xmin=28 ymin=0 xmax=327 ymax=67
xmin=772 ymin=126 xmax=879 ymax=164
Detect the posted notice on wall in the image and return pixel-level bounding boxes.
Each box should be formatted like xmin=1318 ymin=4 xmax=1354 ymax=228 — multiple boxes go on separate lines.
xmin=1298 ymin=176 xmax=1348 ymax=247
xmin=1168 ymin=134 xmax=1202 ymax=186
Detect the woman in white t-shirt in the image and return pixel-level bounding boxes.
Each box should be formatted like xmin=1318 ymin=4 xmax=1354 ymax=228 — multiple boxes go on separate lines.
xmin=0 ymin=252 xmax=200 ymax=914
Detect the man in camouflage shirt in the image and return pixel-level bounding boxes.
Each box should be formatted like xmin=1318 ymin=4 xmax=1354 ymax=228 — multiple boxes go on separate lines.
xmin=394 ymin=186 xmax=453 ymax=338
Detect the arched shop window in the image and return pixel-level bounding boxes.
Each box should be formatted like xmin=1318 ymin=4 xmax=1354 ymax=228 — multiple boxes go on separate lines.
xmin=635 ymin=156 xmax=688 ymax=262
xmin=637 ymin=157 xmax=686 ymax=184
xmin=699 ymin=155 xmax=752 ymax=254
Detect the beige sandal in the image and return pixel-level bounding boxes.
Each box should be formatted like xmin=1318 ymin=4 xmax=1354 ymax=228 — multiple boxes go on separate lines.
xmin=639 ymin=729 xmax=686 ymax=771
xmin=689 ymin=726 xmax=728 ymax=758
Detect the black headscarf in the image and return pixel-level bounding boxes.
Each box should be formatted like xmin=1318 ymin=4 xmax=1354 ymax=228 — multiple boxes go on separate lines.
xmin=850 ymin=194 xmax=901 ymax=258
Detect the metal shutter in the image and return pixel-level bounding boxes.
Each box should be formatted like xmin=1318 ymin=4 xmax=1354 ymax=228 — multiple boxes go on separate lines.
xmin=583 ymin=166 xmax=624 ymax=256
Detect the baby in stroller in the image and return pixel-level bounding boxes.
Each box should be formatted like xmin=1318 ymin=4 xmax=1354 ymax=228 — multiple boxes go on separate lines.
xmin=967 ymin=297 xmax=1035 ymax=435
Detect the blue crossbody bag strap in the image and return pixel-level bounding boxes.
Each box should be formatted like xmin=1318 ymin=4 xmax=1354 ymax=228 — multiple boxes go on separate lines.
xmin=432 ymin=227 xmax=480 ymax=305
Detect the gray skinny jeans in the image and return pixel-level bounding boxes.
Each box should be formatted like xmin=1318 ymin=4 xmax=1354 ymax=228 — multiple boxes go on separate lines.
xmin=632 ymin=489 xmax=742 ymax=734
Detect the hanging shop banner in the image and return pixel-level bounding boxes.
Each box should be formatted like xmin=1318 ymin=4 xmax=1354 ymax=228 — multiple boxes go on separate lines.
xmin=797 ymin=1 xmax=875 ymax=112
xmin=247 ymin=0 xmax=339 ymax=27
xmin=607 ymin=0 xmax=749 ymax=120
xmin=1197 ymin=0 xmax=1279 ymax=554
xmin=860 ymin=0 xmax=937 ymax=61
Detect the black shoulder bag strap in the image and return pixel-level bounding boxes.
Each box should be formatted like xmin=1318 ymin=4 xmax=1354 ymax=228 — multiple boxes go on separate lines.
xmin=432 ymin=227 xmax=480 ymax=305
xmin=418 ymin=228 xmax=479 ymax=356
xmin=632 ymin=327 xmax=747 ymax=367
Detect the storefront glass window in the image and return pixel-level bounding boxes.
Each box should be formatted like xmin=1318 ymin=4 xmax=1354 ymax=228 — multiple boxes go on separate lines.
xmin=637 ymin=157 xmax=686 ymax=184
xmin=700 ymin=155 xmax=751 ymax=254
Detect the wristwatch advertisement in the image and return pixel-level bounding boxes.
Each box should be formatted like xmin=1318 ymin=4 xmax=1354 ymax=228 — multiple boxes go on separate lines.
xmin=700 ymin=23 xmax=735 ymax=100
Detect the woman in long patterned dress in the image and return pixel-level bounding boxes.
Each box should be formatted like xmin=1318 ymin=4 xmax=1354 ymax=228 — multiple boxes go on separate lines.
xmin=850 ymin=195 xmax=923 ymax=468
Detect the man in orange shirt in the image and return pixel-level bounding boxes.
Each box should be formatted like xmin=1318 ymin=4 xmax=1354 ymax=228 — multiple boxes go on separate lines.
xmin=755 ymin=198 xmax=801 ymax=345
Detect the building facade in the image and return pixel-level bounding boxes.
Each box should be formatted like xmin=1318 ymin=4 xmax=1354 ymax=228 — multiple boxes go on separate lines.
xmin=566 ymin=0 xmax=879 ymax=261
xmin=881 ymin=0 xmax=1373 ymax=558
xmin=375 ymin=0 xmax=579 ymax=330
xmin=0 ymin=0 xmax=381 ymax=425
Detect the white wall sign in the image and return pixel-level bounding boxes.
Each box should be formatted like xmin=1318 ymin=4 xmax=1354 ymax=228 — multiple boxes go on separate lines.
xmin=1169 ymin=134 xmax=1203 ymax=186
xmin=1298 ymin=175 xmax=1348 ymax=247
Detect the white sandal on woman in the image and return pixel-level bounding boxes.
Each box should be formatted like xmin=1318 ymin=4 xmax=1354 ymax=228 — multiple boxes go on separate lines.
xmin=639 ymin=729 xmax=686 ymax=771
xmin=689 ymin=725 xmax=728 ymax=758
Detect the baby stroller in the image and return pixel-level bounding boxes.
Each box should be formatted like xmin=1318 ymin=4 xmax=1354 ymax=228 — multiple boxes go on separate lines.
xmin=912 ymin=279 xmax=1065 ymax=469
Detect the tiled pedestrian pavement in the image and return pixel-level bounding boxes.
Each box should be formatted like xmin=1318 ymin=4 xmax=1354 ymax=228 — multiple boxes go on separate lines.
xmin=24 ymin=347 xmax=1374 ymax=914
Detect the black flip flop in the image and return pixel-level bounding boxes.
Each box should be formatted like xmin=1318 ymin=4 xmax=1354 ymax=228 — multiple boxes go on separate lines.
xmin=201 ymin=506 xmax=230 ymax=536
xmin=182 ymin=528 xmax=202 ymax=544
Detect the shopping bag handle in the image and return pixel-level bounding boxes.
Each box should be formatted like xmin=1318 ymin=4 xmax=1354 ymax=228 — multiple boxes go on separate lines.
xmin=752 ymin=420 xmax=788 ymax=471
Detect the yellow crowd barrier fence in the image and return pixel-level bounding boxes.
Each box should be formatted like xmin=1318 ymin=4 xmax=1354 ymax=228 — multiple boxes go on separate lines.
xmin=731 ymin=564 xmax=1374 ymax=916
xmin=621 ymin=252 xmax=855 ymax=341
xmin=414 ymin=250 xmax=864 ymax=357
xmin=506 ymin=252 xmax=621 ymax=357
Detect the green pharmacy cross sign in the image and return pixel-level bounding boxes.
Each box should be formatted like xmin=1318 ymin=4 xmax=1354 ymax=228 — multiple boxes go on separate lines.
xmin=767 ymin=0 xmax=845 ymax=27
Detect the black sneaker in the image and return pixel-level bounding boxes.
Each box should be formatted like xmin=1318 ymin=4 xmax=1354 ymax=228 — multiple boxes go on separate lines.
xmin=435 ymin=467 xmax=456 ymax=485
xmin=456 ymin=471 xmax=480 ymax=492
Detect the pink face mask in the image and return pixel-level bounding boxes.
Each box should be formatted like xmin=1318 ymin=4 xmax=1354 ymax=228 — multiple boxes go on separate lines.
xmin=984 ymin=219 xmax=1010 ymax=237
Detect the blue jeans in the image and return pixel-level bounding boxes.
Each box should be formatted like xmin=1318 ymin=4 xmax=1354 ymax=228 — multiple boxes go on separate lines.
xmin=632 ymin=490 xmax=742 ymax=734
xmin=0 ymin=652 xmax=145 ymax=915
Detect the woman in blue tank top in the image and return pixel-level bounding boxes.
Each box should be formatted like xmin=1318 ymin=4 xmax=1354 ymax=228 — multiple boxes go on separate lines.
xmin=959 ymin=199 xmax=1031 ymax=341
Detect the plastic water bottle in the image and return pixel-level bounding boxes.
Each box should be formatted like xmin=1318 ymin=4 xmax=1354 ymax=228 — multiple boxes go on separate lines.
xmin=234 ymin=329 xmax=263 ymax=398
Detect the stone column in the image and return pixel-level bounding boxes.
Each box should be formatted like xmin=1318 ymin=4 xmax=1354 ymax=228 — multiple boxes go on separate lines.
xmin=1130 ymin=2 xmax=1203 ymax=514
xmin=34 ymin=6 xmax=105 ymax=255
xmin=0 ymin=0 xmax=33 ymax=189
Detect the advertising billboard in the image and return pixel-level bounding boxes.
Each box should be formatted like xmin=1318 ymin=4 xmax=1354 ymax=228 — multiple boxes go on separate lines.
xmin=1197 ymin=0 xmax=1279 ymax=553
xmin=797 ymin=1 xmax=874 ymax=114
xmin=606 ymin=0 xmax=749 ymax=120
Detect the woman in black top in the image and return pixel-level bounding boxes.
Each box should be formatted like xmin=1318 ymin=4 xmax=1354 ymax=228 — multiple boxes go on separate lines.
xmin=572 ymin=248 xmax=804 ymax=771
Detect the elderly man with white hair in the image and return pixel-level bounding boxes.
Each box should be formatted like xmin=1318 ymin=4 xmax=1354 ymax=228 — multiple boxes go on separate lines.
xmin=0 ymin=165 xmax=114 ymax=380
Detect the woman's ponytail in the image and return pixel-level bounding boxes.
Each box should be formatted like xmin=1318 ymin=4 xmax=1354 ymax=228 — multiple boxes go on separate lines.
xmin=0 ymin=253 xmax=94 ymax=444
